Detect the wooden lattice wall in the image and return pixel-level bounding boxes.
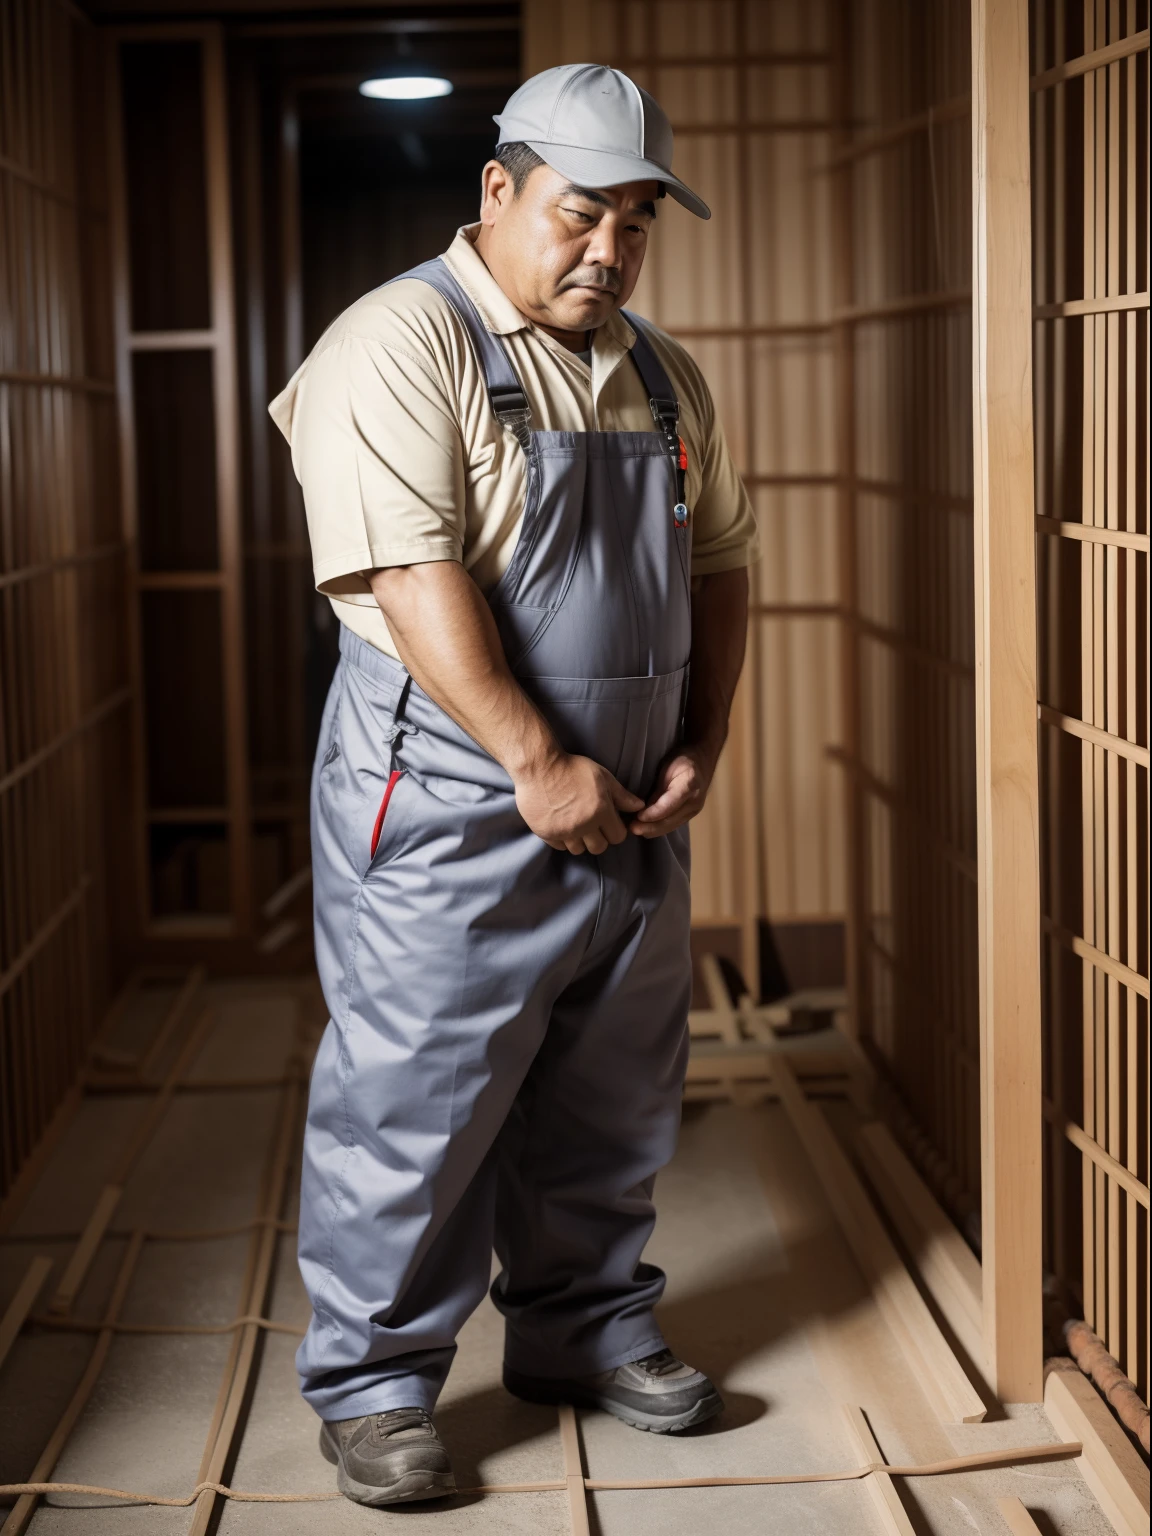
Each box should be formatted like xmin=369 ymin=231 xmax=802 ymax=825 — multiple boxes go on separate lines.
xmin=837 ymin=0 xmax=982 ymax=1207
xmin=0 ymin=0 xmax=133 ymax=1203
xmin=527 ymin=0 xmax=844 ymax=988
xmin=1032 ymin=0 xmax=1149 ymax=1401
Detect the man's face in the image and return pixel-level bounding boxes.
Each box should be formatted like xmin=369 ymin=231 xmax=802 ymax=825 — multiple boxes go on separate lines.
xmin=476 ymin=161 xmax=658 ymax=338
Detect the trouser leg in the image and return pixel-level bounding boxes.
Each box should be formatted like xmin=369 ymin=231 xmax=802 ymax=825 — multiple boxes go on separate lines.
xmin=298 ymin=658 xmax=599 ymax=1420
xmin=491 ymin=842 xmax=692 ymax=1377
xmin=297 ymin=1016 xmax=506 ymax=1418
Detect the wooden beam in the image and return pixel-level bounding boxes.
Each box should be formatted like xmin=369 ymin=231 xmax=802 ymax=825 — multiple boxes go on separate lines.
xmin=558 ymin=1407 xmax=590 ymax=1536
xmin=0 ymin=1258 xmax=53 ymax=1372
xmin=855 ymin=1122 xmax=985 ymax=1372
xmin=698 ymin=953 xmax=742 ymax=1043
xmin=831 ymin=0 xmax=864 ymax=1045
xmin=47 ymin=1005 xmax=215 ymax=1315
xmin=105 ymin=27 xmax=151 ymax=938
xmin=839 ymin=1405 xmax=917 ymax=1535
xmin=1033 ymin=290 xmax=1148 ymax=318
xmin=1043 ymin=1369 xmax=1149 ymax=1536
xmin=1037 ymin=705 xmax=1149 ymax=767
xmin=1034 ymin=516 xmax=1149 ymax=554
xmin=46 ymin=1186 xmax=124 ymax=1318
xmin=187 ymin=1080 xmax=300 ymax=1536
xmin=202 ymin=25 xmax=253 ymax=935
xmin=1 ymin=1234 xmax=146 ymax=1535
xmin=771 ymin=1055 xmax=987 ymax=1422
xmin=997 ymin=1497 xmax=1043 ymax=1534
xmin=136 ymin=966 xmax=205 ymax=1080
xmin=1031 ymin=30 xmax=1149 ymax=92
xmin=970 ymin=0 xmax=1044 ymax=1403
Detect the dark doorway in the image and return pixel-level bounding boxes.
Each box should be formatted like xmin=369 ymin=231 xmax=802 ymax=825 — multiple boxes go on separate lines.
xmin=225 ymin=10 xmax=519 ymax=944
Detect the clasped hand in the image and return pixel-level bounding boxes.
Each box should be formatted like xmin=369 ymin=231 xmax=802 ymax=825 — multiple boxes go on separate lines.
xmin=514 ymin=745 xmax=715 ymax=855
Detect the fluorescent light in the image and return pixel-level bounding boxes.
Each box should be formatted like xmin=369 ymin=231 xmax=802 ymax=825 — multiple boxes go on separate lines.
xmin=359 ymin=76 xmax=453 ymax=101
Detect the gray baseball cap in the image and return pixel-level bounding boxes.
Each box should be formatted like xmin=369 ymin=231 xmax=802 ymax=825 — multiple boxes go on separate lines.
xmin=494 ymin=63 xmax=710 ymax=220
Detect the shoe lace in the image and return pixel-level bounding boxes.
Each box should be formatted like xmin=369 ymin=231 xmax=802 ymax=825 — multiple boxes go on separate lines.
xmin=373 ymin=1407 xmax=434 ymax=1440
xmin=635 ymin=1348 xmax=683 ymax=1378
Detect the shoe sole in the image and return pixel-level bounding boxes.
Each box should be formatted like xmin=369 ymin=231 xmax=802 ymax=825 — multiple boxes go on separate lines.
xmin=504 ymin=1372 xmax=724 ymax=1434
xmin=319 ymin=1426 xmax=456 ymax=1507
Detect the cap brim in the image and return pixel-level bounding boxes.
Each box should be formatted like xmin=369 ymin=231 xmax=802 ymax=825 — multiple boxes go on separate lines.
xmin=523 ymin=140 xmax=711 ymax=220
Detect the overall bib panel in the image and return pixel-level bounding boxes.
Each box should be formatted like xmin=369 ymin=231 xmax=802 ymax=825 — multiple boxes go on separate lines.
xmin=299 ymin=259 xmax=694 ymax=1420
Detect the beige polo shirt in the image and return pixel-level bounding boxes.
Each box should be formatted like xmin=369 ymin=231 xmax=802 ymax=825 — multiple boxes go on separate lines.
xmin=270 ymin=225 xmax=758 ymax=661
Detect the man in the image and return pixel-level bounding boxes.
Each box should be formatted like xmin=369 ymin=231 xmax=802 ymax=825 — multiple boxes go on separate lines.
xmin=270 ymin=63 xmax=756 ymax=1508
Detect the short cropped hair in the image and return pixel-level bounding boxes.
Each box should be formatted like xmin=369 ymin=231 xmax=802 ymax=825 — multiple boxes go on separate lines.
xmin=493 ymin=141 xmax=546 ymax=195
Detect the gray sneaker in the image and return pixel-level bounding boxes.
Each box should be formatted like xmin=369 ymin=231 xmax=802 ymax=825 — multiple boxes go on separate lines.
xmin=319 ymin=1407 xmax=456 ymax=1506
xmin=504 ymin=1348 xmax=723 ymax=1433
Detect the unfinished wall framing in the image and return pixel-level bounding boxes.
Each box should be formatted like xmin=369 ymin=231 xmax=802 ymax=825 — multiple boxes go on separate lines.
xmin=527 ymin=0 xmax=846 ymax=992
xmin=107 ymin=21 xmax=253 ymax=940
xmin=834 ymin=0 xmax=983 ymax=1220
xmin=1031 ymin=0 xmax=1149 ymax=1404
xmin=0 ymin=0 xmax=135 ymax=1205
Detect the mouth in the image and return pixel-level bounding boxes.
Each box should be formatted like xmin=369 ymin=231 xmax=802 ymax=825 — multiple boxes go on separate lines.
xmin=560 ymin=274 xmax=621 ymax=298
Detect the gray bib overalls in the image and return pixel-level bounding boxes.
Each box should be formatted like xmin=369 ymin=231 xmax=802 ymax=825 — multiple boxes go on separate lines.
xmin=299 ymin=259 xmax=694 ymax=1420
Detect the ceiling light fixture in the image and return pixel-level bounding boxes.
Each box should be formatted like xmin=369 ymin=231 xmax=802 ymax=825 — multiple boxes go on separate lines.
xmin=359 ymin=76 xmax=453 ymax=101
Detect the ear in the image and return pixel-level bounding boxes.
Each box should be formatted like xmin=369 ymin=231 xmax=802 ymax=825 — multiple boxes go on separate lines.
xmin=480 ymin=160 xmax=516 ymax=227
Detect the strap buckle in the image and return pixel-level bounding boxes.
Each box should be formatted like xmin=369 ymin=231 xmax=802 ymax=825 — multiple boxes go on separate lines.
xmin=492 ymin=384 xmax=532 ymax=453
xmin=650 ymin=395 xmax=686 ymax=505
xmin=649 ymin=395 xmax=679 ymax=434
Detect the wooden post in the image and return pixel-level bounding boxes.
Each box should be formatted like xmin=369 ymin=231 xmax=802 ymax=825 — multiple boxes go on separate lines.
xmin=203 ymin=25 xmax=253 ymax=934
xmin=970 ymin=0 xmax=1043 ymax=1402
xmin=831 ymin=0 xmax=863 ymax=1040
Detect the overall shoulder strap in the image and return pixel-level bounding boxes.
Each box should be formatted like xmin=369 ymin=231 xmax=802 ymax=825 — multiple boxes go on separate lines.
xmin=620 ymin=311 xmax=679 ymax=415
xmin=393 ymin=258 xmax=531 ymax=449
xmin=620 ymin=310 xmax=682 ymax=476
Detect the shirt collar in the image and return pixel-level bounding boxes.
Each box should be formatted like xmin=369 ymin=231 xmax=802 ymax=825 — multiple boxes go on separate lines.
xmin=443 ymin=224 xmax=638 ymax=360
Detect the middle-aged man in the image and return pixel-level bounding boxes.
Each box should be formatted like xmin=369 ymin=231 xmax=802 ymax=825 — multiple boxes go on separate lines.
xmin=270 ymin=63 xmax=757 ymax=1508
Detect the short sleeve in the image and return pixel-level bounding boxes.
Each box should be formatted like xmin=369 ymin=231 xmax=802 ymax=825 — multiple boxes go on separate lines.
xmin=288 ymin=334 xmax=466 ymax=601
xmin=687 ymin=390 xmax=759 ymax=575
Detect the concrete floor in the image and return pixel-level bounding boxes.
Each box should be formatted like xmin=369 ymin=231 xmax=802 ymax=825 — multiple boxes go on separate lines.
xmin=0 ymin=979 xmax=1115 ymax=1534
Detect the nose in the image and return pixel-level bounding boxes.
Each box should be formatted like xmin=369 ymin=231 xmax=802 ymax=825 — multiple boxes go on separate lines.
xmin=583 ymin=215 xmax=623 ymax=271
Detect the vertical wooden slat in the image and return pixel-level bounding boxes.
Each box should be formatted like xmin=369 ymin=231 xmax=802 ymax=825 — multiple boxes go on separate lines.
xmin=0 ymin=0 xmax=131 ymax=1205
xmin=971 ymin=0 xmax=1044 ymax=1401
xmin=104 ymin=27 xmax=149 ymax=938
xmin=202 ymin=25 xmax=251 ymax=932
xmin=833 ymin=0 xmax=864 ymax=1039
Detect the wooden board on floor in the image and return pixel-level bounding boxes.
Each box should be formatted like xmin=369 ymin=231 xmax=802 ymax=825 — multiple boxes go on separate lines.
xmin=855 ymin=1120 xmax=985 ymax=1371
xmin=1043 ymin=1368 xmax=1150 ymax=1536
xmin=771 ymin=1054 xmax=987 ymax=1422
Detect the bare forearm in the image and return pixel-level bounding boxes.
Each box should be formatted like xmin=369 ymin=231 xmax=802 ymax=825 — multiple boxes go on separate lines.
xmin=367 ymin=561 xmax=643 ymax=855
xmin=683 ymin=567 xmax=749 ymax=763
xmin=629 ymin=566 xmax=749 ymax=837
xmin=368 ymin=561 xmax=556 ymax=777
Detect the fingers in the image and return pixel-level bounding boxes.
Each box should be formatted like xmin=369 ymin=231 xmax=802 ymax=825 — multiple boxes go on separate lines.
xmin=525 ymin=761 xmax=645 ymax=855
xmin=608 ymin=777 xmax=645 ymax=813
xmin=631 ymin=808 xmax=693 ymax=837
xmin=548 ymin=819 xmax=617 ymax=857
xmin=634 ymin=773 xmax=695 ymax=824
